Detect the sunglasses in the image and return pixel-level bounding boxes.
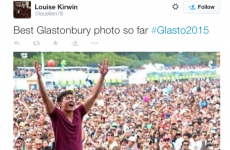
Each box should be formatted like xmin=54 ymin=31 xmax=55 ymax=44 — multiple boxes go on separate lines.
xmin=87 ymin=143 xmax=91 ymax=145
xmin=202 ymin=134 xmax=207 ymax=136
xmin=164 ymin=138 xmax=170 ymax=142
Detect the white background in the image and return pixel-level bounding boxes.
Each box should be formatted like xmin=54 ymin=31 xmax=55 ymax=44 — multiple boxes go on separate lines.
xmin=0 ymin=0 xmax=230 ymax=149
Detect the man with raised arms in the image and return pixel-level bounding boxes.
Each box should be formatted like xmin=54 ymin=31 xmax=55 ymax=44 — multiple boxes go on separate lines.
xmin=34 ymin=60 xmax=109 ymax=150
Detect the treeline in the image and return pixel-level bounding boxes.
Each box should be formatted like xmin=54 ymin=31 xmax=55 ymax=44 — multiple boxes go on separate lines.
xmin=13 ymin=52 xmax=217 ymax=69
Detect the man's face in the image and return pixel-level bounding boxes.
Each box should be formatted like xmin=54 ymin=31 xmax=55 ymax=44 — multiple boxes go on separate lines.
xmin=15 ymin=143 xmax=22 ymax=150
xmin=125 ymin=131 xmax=131 ymax=137
xmin=15 ymin=139 xmax=23 ymax=146
xmin=137 ymin=132 xmax=142 ymax=138
xmin=37 ymin=131 xmax=42 ymax=138
xmin=25 ymin=140 xmax=32 ymax=147
xmin=213 ymin=141 xmax=219 ymax=148
xmin=128 ymin=141 xmax=135 ymax=147
xmin=107 ymin=133 xmax=114 ymax=141
xmin=120 ymin=145 xmax=126 ymax=150
xmin=144 ymin=133 xmax=150 ymax=139
xmin=165 ymin=127 xmax=170 ymax=133
xmin=183 ymin=135 xmax=189 ymax=141
xmin=182 ymin=142 xmax=189 ymax=150
xmin=59 ymin=94 xmax=75 ymax=112
xmin=187 ymin=116 xmax=191 ymax=122
xmin=42 ymin=141 xmax=48 ymax=148
xmin=35 ymin=141 xmax=42 ymax=149
xmin=20 ymin=132 xmax=25 ymax=138
xmin=86 ymin=142 xmax=92 ymax=148
xmin=195 ymin=135 xmax=200 ymax=141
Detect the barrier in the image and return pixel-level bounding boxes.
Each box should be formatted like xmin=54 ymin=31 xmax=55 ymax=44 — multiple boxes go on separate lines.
xmin=145 ymin=69 xmax=219 ymax=81
xmin=58 ymin=78 xmax=124 ymax=85
xmin=146 ymin=73 xmax=219 ymax=81
xmin=57 ymin=71 xmax=219 ymax=85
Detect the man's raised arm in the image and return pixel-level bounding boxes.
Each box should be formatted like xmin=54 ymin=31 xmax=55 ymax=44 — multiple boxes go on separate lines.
xmin=83 ymin=60 xmax=109 ymax=113
xmin=35 ymin=61 xmax=55 ymax=114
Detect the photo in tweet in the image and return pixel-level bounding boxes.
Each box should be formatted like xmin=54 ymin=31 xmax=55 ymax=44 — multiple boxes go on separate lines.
xmin=13 ymin=52 xmax=220 ymax=150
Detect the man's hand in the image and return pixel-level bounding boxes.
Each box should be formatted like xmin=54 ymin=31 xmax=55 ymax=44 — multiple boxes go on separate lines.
xmin=83 ymin=59 xmax=109 ymax=113
xmin=34 ymin=61 xmax=42 ymax=79
xmin=98 ymin=60 xmax=109 ymax=77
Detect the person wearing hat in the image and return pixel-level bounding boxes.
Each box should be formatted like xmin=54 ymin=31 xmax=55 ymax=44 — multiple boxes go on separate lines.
xmin=110 ymin=126 xmax=117 ymax=135
xmin=123 ymin=119 xmax=131 ymax=133
xmin=34 ymin=60 xmax=109 ymax=150
xmin=126 ymin=136 xmax=136 ymax=150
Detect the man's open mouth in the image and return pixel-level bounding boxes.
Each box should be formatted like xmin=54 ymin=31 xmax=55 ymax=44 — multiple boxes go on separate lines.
xmin=69 ymin=104 xmax=74 ymax=107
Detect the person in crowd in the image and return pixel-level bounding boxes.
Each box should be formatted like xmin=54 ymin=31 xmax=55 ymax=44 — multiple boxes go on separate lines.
xmin=34 ymin=60 xmax=109 ymax=150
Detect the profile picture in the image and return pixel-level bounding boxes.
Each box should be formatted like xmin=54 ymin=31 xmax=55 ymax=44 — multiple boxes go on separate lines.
xmin=13 ymin=1 xmax=31 ymax=18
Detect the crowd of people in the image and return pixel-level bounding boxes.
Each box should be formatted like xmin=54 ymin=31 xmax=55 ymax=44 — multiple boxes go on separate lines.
xmin=14 ymin=69 xmax=35 ymax=78
xmin=13 ymin=78 xmax=220 ymax=150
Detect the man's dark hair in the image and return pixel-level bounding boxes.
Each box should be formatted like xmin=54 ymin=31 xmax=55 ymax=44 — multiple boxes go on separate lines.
xmin=57 ymin=90 xmax=73 ymax=102
xmin=106 ymin=131 xmax=114 ymax=137
xmin=183 ymin=133 xmax=191 ymax=138
xmin=181 ymin=140 xmax=189 ymax=147
xmin=193 ymin=133 xmax=200 ymax=139
xmin=120 ymin=139 xmax=128 ymax=144
xmin=44 ymin=146 xmax=52 ymax=150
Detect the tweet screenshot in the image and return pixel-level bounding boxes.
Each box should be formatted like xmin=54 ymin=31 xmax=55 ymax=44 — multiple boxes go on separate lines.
xmin=1 ymin=0 xmax=229 ymax=149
